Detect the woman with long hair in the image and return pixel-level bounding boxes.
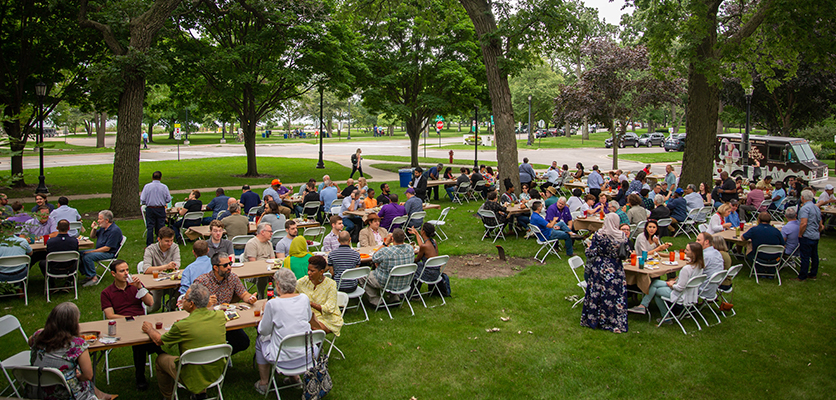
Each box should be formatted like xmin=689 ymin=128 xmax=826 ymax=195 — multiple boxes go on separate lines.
xmin=581 ymin=213 xmax=629 ymax=333
xmin=628 ymin=242 xmax=706 ymax=319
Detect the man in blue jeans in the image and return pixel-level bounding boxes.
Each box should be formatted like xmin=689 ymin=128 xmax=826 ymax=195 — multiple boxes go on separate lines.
xmin=528 ymin=201 xmax=574 ymax=256
xmin=796 ymin=190 xmax=823 ymax=281
xmin=81 ymin=210 xmax=123 ymax=286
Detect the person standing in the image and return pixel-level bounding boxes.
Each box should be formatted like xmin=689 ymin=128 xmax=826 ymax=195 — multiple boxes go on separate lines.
xmin=518 ymin=157 xmax=536 ymax=186
xmin=50 ymin=197 xmax=82 ymax=237
xmin=425 ymin=163 xmax=443 ymax=201
xmin=796 ymin=189 xmax=823 ymax=281
xmin=140 ymin=171 xmax=171 ymax=246
xmin=410 ymin=167 xmax=428 ymax=200
xmin=142 ymin=131 xmax=149 ymax=149
xmin=587 ymin=165 xmax=604 ymax=197
xmin=664 ymin=165 xmax=677 ymax=192
xmin=350 ymin=148 xmax=364 ymax=178
xmin=581 ymin=213 xmax=628 ymax=333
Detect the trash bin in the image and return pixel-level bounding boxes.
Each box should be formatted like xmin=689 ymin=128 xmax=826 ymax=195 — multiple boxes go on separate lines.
xmin=283 ymin=133 xmax=288 ymax=139
xmin=262 ymin=132 xmax=266 ymax=138
xmin=399 ymin=168 xmax=413 ymax=188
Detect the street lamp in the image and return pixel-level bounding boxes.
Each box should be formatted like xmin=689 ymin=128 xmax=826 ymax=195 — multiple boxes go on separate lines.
xmin=347 ymin=98 xmax=351 ymax=140
xmin=316 ymin=86 xmax=325 ymax=169
xmin=35 ymin=82 xmax=49 ymax=194
xmin=743 ymin=85 xmax=754 ymax=178
xmin=527 ymin=94 xmax=532 ymax=146
xmin=473 ymin=105 xmax=479 ymax=170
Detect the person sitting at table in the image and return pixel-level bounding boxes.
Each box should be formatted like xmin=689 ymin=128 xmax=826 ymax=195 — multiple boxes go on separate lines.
xmin=696 ymin=232 xmax=725 ymax=295
xmin=377 ymin=182 xmax=393 ymax=205
xmin=244 ymin=222 xmax=275 ymax=298
xmin=43 ymin=219 xmax=79 ymax=283
xmin=781 ymin=207 xmax=800 ymax=258
xmin=591 ymin=193 xmax=608 ymax=215
xmin=0 ymin=220 xmax=33 ymax=287
xmin=297 ymin=255 xmax=343 ymax=336
xmin=739 ymin=182 xmax=764 ymax=221
xmin=364 ymin=188 xmax=378 ymax=209
xmin=143 ymin=226 xmax=180 ymax=312
xmin=241 ymin=185 xmax=260 ymax=216
xmin=649 ymin=195 xmax=670 ymax=221
xmin=403 ymin=188 xmax=424 ymax=229
xmin=50 ymin=197 xmax=82 ymax=237
xmin=328 ymin=231 xmax=362 ymax=291
xmin=358 ymin=228 xmax=413 ymax=306
xmin=253 ymin=268 xmax=321 ymax=395
xmin=172 ymin=190 xmax=202 ymax=242
xmin=193 ymin=252 xmax=257 ymax=355
xmin=712 ymin=235 xmax=733 ymax=291
xmin=529 ymin=201 xmax=574 ymax=256
xmin=725 ymin=199 xmax=742 ymax=227
xmin=640 ymin=188 xmax=655 ymax=211
xmin=142 ymin=283 xmax=227 ymax=400
xmin=221 ymin=203 xmax=249 ymax=238
xmin=709 ymin=180 xmax=723 ymax=208
xmin=407 ymin=223 xmax=440 ymax=298
xmin=580 ymin=194 xmax=597 ymax=214
xmin=625 ymin=194 xmax=647 ymax=225
xmin=628 ymin=242 xmax=705 ymax=319
xmin=580 ymin=213 xmax=628 ymax=332
xmin=742 ymin=212 xmax=785 ymax=274
xmin=81 ymin=210 xmax=123 ymax=286
xmin=300 ymin=180 xmax=321 ymax=219
xmin=357 ymin=176 xmax=369 ymax=193
xmin=484 ymin=166 xmax=497 ymax=191
xmin=469 ymin=167 xmax=485 ymax=195
xmin=634 ymin=219 xmax=672 ymax=258
xmin=319 ymin=180 xmax=339 ymax=212
xmin=614 ymin=180 xmax=629 ymax=206
xmin=499 ymin=180 xmax=519 ymax=204
xmin=620 ymin=223 xmax=634 ymax=249
xmin=340 ymin=189 xmax=364 ymax=242
xmin=626 ymin=170 xmax=646 ymax=196
xmin=282 ymin=236 xmax=313 ymax=279
xmin=769 ymin=181 xmax=787 ymax=211
xmin=260 ymin=200 xmax=285 ymax=232
xmin=698 ymin=181 xmax=711 ymax=201
xmin=566 ymin=189 xmax=584 ymax=213
xmin=544 ymin=186 xmax=558 ymax=208
xmin=180 ymin=240 xmax=212 ymax=295
xmin=22 ymin=204 xmax=57 ymax=239
xmin=542 ymin=167 xmax=561 ymax=189
xmin=519 ymin=158 xmax=536 ymax=187
xmin=608 ymin=201 xmax=629 ymax=226
xmin=7 ymin=201 xmax=32 ymax=224
xmin=101 ymin=259 xmax=159 ymax=390
xmin=273 ymin=219 xmax=297 ymax=258
xmin=203 ymin=219 xmax=234 ymax=259
xmin=29 ymin=302 xmax=117 ymax=400
xmin=214 ymin=197 xmax=236 ymax=221
xmin=667 ymin=189 xmax=688 ymax=224
xmin=0 ymin=193 xmax=12 ymax=218
xmin=706 ymin=203 xmax=733 ymax=235
xmin=322 ymin=215 xmax=344 ymax=252
xmin=31 ymin=193 xmax=55 ymax=214
xmin=573 ymin=162 xmax=585 ymax=180
xmin=546 ymin=197 xmax=574 ymax=231
xmin=377 ymin=194 xmax=405 ymax=231
xmin=201 ymin=188 xmax=230 ymax=225
xmin=519 ymin=183 xmax=532 ymax=202
xmin=482 ymin=191 xmax=509 ymax=229
xmin=359 ymin=213 xmax=388 ymax=248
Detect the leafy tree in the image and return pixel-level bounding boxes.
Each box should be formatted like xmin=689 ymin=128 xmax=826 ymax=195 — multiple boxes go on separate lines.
xmin=554 ymin=39 xmax=684 ymax=168
xmin=354 ymin=0 xmax=484 ymax=167
xmin=509 ymin=63 xmax=564 ymax=145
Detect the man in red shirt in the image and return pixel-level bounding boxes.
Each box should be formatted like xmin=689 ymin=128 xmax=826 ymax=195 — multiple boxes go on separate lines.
xmin=100 ymin=259 xmax=158 ymax=391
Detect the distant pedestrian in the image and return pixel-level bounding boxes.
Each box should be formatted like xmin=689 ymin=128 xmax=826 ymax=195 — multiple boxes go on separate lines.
xmin=350 ymin=148 xmax=364 ymax=178
xmin=142 ymin=131 xmax=148 ymax=149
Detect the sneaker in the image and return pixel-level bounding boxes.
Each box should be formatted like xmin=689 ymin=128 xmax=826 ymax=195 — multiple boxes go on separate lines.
xmin=82 ymin=277 xmax=99 ymax=287
xmin=627 ymin=305 xmax=647 ymax=315
xmin=656 ymin=317 xmax=673 ymax=325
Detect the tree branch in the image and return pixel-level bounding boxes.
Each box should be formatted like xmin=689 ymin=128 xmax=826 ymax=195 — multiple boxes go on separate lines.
xmin=78 ymin=0 xmax=126 ymax=55
xmin=723 ymin=0 xmax=775 ymax=55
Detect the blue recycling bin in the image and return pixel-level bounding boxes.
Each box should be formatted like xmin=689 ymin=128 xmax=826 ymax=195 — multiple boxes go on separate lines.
xmin=399 ymin=168 xmax=413 ymax=188
xmin=284 ymin=133 xmax=288 ymax=139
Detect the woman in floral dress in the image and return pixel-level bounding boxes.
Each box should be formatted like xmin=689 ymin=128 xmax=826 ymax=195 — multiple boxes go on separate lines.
xmin=581 ymin=213 xmax=629 ymax=333
xmin=28 ymin=302 xmax=116 ymax=400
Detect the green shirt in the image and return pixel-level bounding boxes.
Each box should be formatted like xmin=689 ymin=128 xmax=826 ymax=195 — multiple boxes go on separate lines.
xmin=161 ymin=307 xmax=228 ymax=394
xmin=545 ymin=196 xmax=558 ymax=208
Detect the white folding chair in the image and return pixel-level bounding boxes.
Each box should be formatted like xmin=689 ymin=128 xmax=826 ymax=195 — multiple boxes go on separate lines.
xmin=473 ymin=180 xmax=487 ymax=200
xmin=698 ymin=270 xmax=729 ymax=325
xmin=390 ymin=215 xmax=408 ymax=231
xmin=0 ymin=315 xmax=30 ymax=398
xmin=658 ymin=274 xmax=708 ymax=335
xmin=0 ymin=255 xmax=30 ymax=305
xmin=426 ymin=207 xmax=452 ymax=241
xmin=179 ymin=211 xmax=204 ymax=245
xmin=452 ymin=182 xmax=470 ymax=204
xmin=172 ymin=344 xmax=232 ymax=400
xmin=326 ymin=292 xmax=349 ymax=359
xmin=528 ymin=225 xmax=560 ymax=263
xmin=231 ymin=234 xmax=254 ymax=253
xmin=414 ymin=255 xmax=448 ymax=308
xmin=95 ymin=235 xmax=127 ymax=285
xmin=337 ymin=267 xmax=370 ymax=325
xmin=567 ymin=256 xmax=586 ymax=308
xmin=478 ymin=210 xmax=505 ymax=243
xmin=375 ymin=264 xmax=418 ymax=319
xmin=174 ymin=201 xmax=186 ymax=208
xmin=247 ymin=206 xmax=262 ymax=221
xmin=630 ymin=221 xmax=646 ymax=241
xmin=302 ymin=201 xmax=321 ymax=220
xmin=717 ymin=264 xmax=743 ymax=317
xmin=778 ymin=245 xmax=800 ymax=277
xmin=674 ymin=208 xmax=701 ymax=239
xmin=44 ymin=250 xmax=80 ymax=302
xmin=141 ymin=205 xmax=148 ymax=237
xmin=270 ymin=230 xmax=287 ymax=248
xmin=267 ymin=330 xmax=326 ymax=400
xmin=68 ymin=221 xmax=84 ymax=238
xmin=656 ymin=218 xmax=672 ymax=237
xmin=750 ymin=244 xmax=785 ymax=284
xmin=302 ymin=226 xmax=325 ymax=250
xmin=102 ymin=307 xmax=154 ymax=385
xmin=11 ymin=366 xmax=72 ymax=399
xmin=747 ymin=199 xmax=772 ymax=222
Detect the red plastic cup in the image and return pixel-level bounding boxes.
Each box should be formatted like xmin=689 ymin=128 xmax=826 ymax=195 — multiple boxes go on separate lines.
xmin=155 ymin=322 xmax=163 ymax=330
xmin=679 ymin=249 xmax=685 ymax=260
xmin=599 ymin=211 xmax=605 ymax=219
xmin=43 ymin=235 xmax=50 ymax=244
xmin=630 ymin=253 xmax=637 ymax=266
xmin=740 ymin=222 xmax=745 ymax=230
xmin=670 ymin=252 xmax=675 ymax=262
xmin=229 ymin=255 xmax=234 ymax=264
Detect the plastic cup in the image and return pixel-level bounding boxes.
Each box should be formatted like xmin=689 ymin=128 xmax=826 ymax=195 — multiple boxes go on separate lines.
xmin=43 ymin=235 xmax=50 ymax=244
xmin=669 ymin=252 xmax=675 ymax=262
xmin=229 ymin=255 xmax=234 ymax=264
xmin=153 ymin=270 xmax=159 ymax=279
xmin=630 ymin=253 xmax=637 ymax=266
xmin=155 ymin=321 xmax=163 ymax=330
xmin=740 ymin=222 xmax=744 ymax=230
xmin=254 ymin=309 xmax=261 ymax=317
xmin=679 ymin=249 xmax=685 ymax=260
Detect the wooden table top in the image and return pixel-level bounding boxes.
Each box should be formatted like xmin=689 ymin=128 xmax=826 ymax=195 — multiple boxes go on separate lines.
xmin=426 ymin=179 xmax=457 ymax=188
xmin=344 ymin=203 xmax=439 ymax=218
xmin=716 ymin=221 xmax=783 ymax=244
xmin=136 ymin=259 xmax=282 ymax=290
xmin=186 ymin=222 xmax=258 ymax=238
xmin=30 ymin=239 xmax=96 ymax=252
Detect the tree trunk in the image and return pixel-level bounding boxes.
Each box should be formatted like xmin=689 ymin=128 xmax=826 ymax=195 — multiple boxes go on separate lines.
xmin=95 ymin=112 xmax=107 ymax=148
xmin=610 ymin=121 xmax=618 ymax=170
xmin=241 ymin=91 xmax=259 ymax=176
xmin=388 ymin=125 xmax=394 ymax=136
xmin=716 ymin=99 xmax=724 ymax=135
xmin=147 ymin=121 xmax=154 ymax=142
xmin=85 ymin=120 xmax=93 ymax=136
xmin=406 ymin=115 xmax=422 ymax=167
xmin=109 ymin=78 xmax=144 ymax=217
xmin=680 ymin=30 xmax=719 ymax=191
xmin=460 ymin=0 xmax=519 ymax=194
xmin=2 ymin=121 xmax=28 ymax=187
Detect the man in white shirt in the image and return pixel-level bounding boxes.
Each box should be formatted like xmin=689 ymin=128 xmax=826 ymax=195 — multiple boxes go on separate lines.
xmin=50 ymin=197 xmax=82 ymax=237
xmin=816 ymin=184 xmax=835 ymax=207
xmin=683 ymin=184 xmax=704 ymax=211
xmin=697 ymin=232 xmax=725 ymax=296
xmin=244 ymin=222 xmax=274 ymax=298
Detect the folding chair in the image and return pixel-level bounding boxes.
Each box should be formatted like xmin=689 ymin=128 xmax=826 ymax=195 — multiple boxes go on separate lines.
xmin=0 ymin=315 xmax=30 ymax=398
xmin=477 ymin=210 xmax=505 ymax=243
xmin=178 ymin=211 xmax=204 ymax=245
xmin=630 ymin=221 xmax=646 ymax=242
xmin=528 ymin=225 xmax=560 ymax=263
xmin=473 ymin=180 xmax=487 ymax=200
xmin=103 ymin=308 xmax=154 ymax=384
xmin=270 ymin=230 xmax=287 ymax=248
xmin=247 ymin=206 xmax=262 ymax=221
xmin=44 ymin=250 xmax=80 ymax=302
xmin=390 ymin=215 xmax=408 ymax=231
xmin=567 ymin=256 xmax=586 ymax=308
xmin=778 ymin=245 xmax=800 ymax=277
xmin=405 ymin=211 xmax=426 ymax=239
xmin=141 ymin=204 xmax=148 ymax=237
xmin=302 ymin=226 xmax=325 ymax=251
xmin=174 ymin=201 xmax=186 ymax=208
xmin=11 ymin=366 xmax=73 ymax=399
xmin=68 ymin=221 xmax=84 ymax=238
xmin=172 ymin=344 xmax=232 ymax=400
xmin=266 ymin=331 xmax=326 ymax=400
xmin=750 ymin=244 xmax=785 ymax=284
xmin=375 ymin=264 xmax=418 ymax=319
xmin=326 ymin=292 xmax=348 ymax=359
xmin=673 ymin=208 xmax=701 ymax=239
xmin=231 ymin=234 xmax=253 ymax=258
xmin=323 ymin=199 xmax=342 ymax=222
xmin=426 ymin=207 xmax=452 ymax=241
xmin=658 ymin=274 xmax=708 ymax=335
xmin=656 ymin=218 xmax=672 ymax=237
xmin=0 ymin=255 xmax=30 ymax=305
xmin=452 ymin=182 xmax=470 ymax=204
xmin=337 ymin=267 xmax=371 ymax=324
xmin=717 ymin=264 xmax=743 ymax=317
xmin=414 ymin=255 xmax=449 ymax=308
xmin=698 ymin=270 xmax=729 ymax=325
xmin=95 ymin=235 xmax=127 ymax=285
xmin=302 ymin=201 xmax=321 ymax=221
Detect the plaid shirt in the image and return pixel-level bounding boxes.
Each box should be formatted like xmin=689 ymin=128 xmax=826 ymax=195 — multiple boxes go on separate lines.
xmin=371 ymin=243 xmax=414 ymax=291
xmin=193 ymin=271 xmax=248 ymax=304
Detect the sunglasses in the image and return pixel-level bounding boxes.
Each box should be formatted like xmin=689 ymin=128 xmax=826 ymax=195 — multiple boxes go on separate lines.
xmin=218 ymin=263 xmax=231 ymax=268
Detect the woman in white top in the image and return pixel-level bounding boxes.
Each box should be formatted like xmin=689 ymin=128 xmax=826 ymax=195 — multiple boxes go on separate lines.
xmin=254 ymin=268 xmax=319 ymax=394
xmin=628 ymin=242 xmax=705 ymax=319
xmin=634 ymin=220 xmax=672 ymax=258
xmin=566 ymin=188 xmax=585 ymax=212
xmin=706 ymin=203 xmax=733 ymax=235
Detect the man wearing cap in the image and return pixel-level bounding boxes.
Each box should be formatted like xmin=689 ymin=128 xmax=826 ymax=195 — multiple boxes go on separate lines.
xmin=426 ymin=163 xmax=443 ymax=201
xmin=262 ymin=179 xmax=281 ymax=206
xmin=271 ymin=178 xmax=294 ymax=210
xmin=240 ymin=185 xmax=260 ymax=215
xmin=816 ymin=184 xmax=835 ymax=207
xmin=410 ymin=167 xmax=428 ymax=200
xmin=544 ymin=186 xmax=558 ymax=208
xmin=140 ymin=170 xmax=172 ymax=246
xmin=359 ymin=213 xmax=389 ymax=247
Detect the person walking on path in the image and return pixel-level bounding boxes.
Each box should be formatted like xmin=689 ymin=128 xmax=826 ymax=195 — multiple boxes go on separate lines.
xmin=350 ymin=148 xmax=364 ymax=178
xmin=142 ymin=131 xmax=149 ymax=149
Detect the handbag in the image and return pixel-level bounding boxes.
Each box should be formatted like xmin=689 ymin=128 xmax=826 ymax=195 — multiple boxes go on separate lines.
xmin=616 ymin=240 xmax=632 ymax=260
xmin=302 ymin=331 xmax=332 ymax=400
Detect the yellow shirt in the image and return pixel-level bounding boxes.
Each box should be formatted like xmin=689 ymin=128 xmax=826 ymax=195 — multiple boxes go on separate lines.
xmin=296 ymin=276 xmax=344 ymax=336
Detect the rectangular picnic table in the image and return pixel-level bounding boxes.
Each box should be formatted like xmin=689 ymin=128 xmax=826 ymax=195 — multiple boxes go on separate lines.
xmin=623 ymin=258 xmax=687 ymax=294
xmin=30 ymin=238 xmax=96 ymax=252
xmin=343 ymin=203 xmax=440 ymax=220
xmin=426 ymin=179 xmax=457 ymax=188
xmin=715 ymin=221 xmax=783 ymax=253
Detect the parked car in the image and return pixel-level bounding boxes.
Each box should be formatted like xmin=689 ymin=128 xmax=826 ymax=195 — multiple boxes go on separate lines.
xmin=664 ymin=133 xmax=687 ymax=151
xmin=638 ymin=132 xmax=666 ymax=147
xmin=604 ymin=132 xmax=640 ymax=148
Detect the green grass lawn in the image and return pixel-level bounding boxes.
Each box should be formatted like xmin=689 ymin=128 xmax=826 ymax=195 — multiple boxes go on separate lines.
xmin=1 ymin=172 xmax=835 ymax=399
xmin=363 ymin=155 xmax=550 ymax=170
xmin=2 ymin=157 xmax=357 ymax=199
xmin=23 ymin=141 xmax=114 ymax=156
xmin=437 ymin=133 xmax=613 ymax=150
xmin=616 ymin=152 xmax=685 ymax=164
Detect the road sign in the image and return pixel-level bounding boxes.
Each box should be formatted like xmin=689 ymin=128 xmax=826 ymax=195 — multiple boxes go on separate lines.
xmin=436 ymin=121 xmax=443 ymax=130
xmin=174 ymin=127 xmax=182 ymax=140
xmin=435 ymin=115 xmax=445 ymax=122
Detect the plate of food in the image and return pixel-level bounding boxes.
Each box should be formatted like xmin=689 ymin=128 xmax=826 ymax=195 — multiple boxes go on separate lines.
xmin=81 ymin=331 xmax=99 ymax=344
xmin=231 ymin=262 xmax=244 ymax=268
xmin=265 ymin=259 xmax=276 ymax=264
xmin=359 ymin=253 xmax=371 ymax=260
xmin=661 ymin=261 xmax=678 ymax=266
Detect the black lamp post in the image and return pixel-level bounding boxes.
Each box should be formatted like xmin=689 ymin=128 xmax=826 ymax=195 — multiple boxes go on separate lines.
xmin=527 ymin=94 xmax=533 ymax=146
xmin=473 ymin=105 xmax=479 ymax=170
xmin=742 ymin=85 xmax=753 ymax=178
xmin=347 ymin=98 xmax=351 ymax=140
xmin=35 ymin=82 xmax=49 ymax=194
xmin=316 ymin=86 xmax=325 ymax=169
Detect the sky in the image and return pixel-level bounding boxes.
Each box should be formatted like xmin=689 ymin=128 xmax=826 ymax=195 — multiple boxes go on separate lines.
xmin=583 ymin=0 xmax=633 ymax=25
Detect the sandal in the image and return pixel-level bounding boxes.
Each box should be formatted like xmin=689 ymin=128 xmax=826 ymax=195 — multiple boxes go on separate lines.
xmin=254 ymin=381 xmax=268 ymax=395
xmin=282 ymin=376 xmax=301 ymax=386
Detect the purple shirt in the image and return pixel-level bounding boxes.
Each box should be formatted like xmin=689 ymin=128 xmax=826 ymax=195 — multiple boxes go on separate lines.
xmin=545 ymin=203 xmax=572 ymax=225
xmin=24 ymin=216 xmax=57 ymax=237
xmin=378 ymin=203 xmax=406 ymax=230
xmin=276 ymin=185 xmax=290 ymax=196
